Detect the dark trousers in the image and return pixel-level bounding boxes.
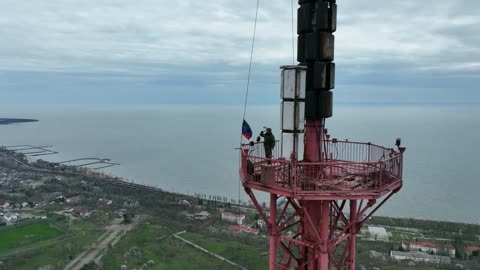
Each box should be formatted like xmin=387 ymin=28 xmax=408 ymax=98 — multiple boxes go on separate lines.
xmin=265 ymin=147 xmax=273 ymax=159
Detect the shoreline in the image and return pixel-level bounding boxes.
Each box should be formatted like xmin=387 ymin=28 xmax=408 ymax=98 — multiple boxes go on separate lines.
xmin=1 ymin=147 xmax=478 ymax=226
xmin=0 ymin=118 xmax=39 ymax=125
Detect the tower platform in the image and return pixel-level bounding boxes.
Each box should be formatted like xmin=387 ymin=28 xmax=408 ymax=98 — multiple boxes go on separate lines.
xmin=240 ymin=139 xmax=404 ymax=200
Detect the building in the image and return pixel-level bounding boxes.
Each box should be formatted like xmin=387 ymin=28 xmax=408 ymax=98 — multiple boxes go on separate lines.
xmin=98 ymin=198 xmax=112 ymax=205
xmin=257 ymin=219 xmax=266 ymax=229
xmin=72 ymin=207 xmax=90 ymax=218
xmin=124 ymin=200 xmax=139 ymax=207
xmin=228 ymin=225 xmax=259 ymax=235
xmin=367 ymin=226 xmax=388 ymax=241
xmin=390 ymin=251 xmax=451 ymax=264
xmin=66 ymin=196 xmax=81 ymax=203
xmin=466 ymin=246 xmax=480 ymax=256
xmin=179 ymin=200 xmax=191 ymax=206
xmin=4 ymin=213 xmax=17 ymax=223
xmin=221 ymin=212 xmax=245 ymax=225
xmin=55 ymin=195 xmax=66 ymax=203
xmin=186 ymin=211 xmax=211 ymax=221
xmin=194 ymin=211 xmax=211 ymax=220
xmin=445 ymin=245 xmax=456 ymax=257
xmin=402 ymin=241 xmax=456 ymax=257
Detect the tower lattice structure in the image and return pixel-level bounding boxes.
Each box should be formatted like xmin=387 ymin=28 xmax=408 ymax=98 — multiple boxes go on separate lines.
xmin=240 ymin=1 xmax=405 ymax=269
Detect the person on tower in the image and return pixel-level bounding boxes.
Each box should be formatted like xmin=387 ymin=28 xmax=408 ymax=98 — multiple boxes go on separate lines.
xmin=258 ymin=128 xmax=276 ymax=159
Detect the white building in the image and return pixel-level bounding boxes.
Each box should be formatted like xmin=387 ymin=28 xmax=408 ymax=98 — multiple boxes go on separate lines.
xmin=194 ymin=211 xmax=211 ymax=220
xmin=368 ymin=226 xmax=388 ymax=242
xmin=4 ymin=214 xmax=17 ymax=223
xmin=221 ymin=212 xmax=245 ymax=225
xmin=179 ymin=200 xmax=191 ymax=206
xmin=257 ymin=219 xmax=266 ymax=229
xmin=402 ymin=241 xmax=456 ymax=258
xmin=390 ymin=251 xmax=451 ymax=264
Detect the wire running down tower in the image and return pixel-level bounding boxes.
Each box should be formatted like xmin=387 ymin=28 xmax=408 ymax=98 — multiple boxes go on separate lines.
xmin=240 ymin=1 xmax=406 ymax=269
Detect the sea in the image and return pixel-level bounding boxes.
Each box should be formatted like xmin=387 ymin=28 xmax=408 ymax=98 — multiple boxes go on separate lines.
xmin=1 ymin=104 xmax=478 ymax=224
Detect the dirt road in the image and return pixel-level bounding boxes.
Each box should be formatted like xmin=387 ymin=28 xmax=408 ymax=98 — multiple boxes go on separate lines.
xmin=64 ymin=217 xmax=138 ymax=270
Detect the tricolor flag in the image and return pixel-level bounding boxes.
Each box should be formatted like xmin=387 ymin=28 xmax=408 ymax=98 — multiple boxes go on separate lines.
xmin=242 ymin=120 xmax=253 ymax=140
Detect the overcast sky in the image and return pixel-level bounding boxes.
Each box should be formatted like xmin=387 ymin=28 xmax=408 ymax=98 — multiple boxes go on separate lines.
xmin=0 ymin=0 xmax=479 ymax=105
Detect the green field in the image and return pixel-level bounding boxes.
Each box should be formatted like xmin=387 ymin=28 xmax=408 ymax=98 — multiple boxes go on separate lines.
xmin=102 ymin=225 xmax=268 ymax=270
xmin=0 ymin=219 xmax=104 ymax=270
xmin=0 ymin=221 xmax=64 ymax=254
xmin=181 ymin=232 xmax=268 ymax=270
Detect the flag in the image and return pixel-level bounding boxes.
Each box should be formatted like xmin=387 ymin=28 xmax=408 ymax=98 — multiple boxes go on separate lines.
xmin=242 ymin=120 xmax=253 ymax=140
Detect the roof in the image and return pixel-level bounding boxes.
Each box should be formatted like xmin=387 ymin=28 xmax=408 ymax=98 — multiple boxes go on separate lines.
xmin=404 ymin=242 xmax=440 ymax=248
xmin=466 ymin=246 xmax=480 ymax=252
xmin=228 ymin=225 xmax=258 ymax=234
xmin=222 ymin=212 xmax=245 ymax=218
xmin=391 ymin=251 xmax=450 ymax=261
xmin=73 ymin=206 xmax=88 ymax=213
xmin=444 ymin=244 xmax=455 ymax=250
xmin=368 ymin=226 xmax=387 ymax=236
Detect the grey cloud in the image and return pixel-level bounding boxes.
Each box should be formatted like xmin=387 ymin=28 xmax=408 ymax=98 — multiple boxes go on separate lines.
xmin=0 ymin=0 xmax=479 ymax=104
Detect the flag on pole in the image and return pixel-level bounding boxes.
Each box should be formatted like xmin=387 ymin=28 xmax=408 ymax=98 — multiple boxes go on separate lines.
xmin=242 ymin=120 xmax=253 ymax=140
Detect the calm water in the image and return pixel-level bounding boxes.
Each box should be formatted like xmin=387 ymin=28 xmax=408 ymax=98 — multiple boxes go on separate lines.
xmin=1 ymin=104 xmax=478 ymax=223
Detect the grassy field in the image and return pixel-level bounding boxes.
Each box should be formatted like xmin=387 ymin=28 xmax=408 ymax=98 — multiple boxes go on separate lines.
xmin=0 ymin=219 xmax=104 ymax=270
xmin=102 ymin=225 xmax=268 ymax=270
xmin=181 ymin=232 xmax=268 ymax=270
xmin=0 ymin=220 xmax=64 ymax=254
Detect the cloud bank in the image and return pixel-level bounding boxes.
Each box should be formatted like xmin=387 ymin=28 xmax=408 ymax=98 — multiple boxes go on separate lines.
xmin=0 ymin=0 xmax=479 ymax=104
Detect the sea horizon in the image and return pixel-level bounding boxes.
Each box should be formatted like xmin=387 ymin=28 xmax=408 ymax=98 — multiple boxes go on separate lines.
xmin=1 ymin=103 xmax=479 ymax=224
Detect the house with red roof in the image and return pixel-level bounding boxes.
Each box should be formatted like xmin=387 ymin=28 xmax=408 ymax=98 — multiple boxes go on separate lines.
xmin=466 ymin=246 xmax=480 ymax=256
xmin=221 ymin=212 xmax=245 ymax=225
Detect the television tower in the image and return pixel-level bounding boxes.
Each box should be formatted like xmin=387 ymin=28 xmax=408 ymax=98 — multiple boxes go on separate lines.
xmin=240 ymin=1 xmax=405 ymax=269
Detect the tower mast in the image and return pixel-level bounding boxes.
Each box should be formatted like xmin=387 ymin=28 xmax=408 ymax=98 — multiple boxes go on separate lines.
xmin=240 ymin=1 xmax=405 ymax=269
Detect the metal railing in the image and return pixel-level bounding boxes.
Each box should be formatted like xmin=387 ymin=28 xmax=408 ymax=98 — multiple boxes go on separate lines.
xmin=240 ymin=140 xmax=403 ymax=194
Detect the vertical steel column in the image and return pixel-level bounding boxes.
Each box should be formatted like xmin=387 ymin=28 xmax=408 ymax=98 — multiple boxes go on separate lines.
xmin=319 ymin=200 xmax=330 ymax=270
xmin=270 ymin=194 xmax=277 ymax=270
xmin=304 ymin=119 xmax=322 ymax=162
xmin=348 ymin=200 xmax=357 ymax=270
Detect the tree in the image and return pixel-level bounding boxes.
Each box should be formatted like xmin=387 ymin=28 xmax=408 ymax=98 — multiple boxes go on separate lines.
xmin=454 ymin=236 xmax=466 ymax=259
xmin=122 ymin=213 xmax=133 ymax=224
xmin=80 ymin=262 xmax=97 ymax=270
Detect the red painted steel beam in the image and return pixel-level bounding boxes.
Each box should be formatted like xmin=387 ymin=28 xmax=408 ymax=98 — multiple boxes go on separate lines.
xmin=270 ymin=194 xmax=278 ymax=270
xmin=349 ymin=200 xmax=357 ymax=270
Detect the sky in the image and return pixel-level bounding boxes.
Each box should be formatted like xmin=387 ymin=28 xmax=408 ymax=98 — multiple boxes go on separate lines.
xmin=0 ymin=0 xmax=479 ymax=105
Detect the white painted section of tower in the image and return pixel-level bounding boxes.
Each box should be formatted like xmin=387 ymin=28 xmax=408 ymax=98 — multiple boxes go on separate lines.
xmin=280 ymin=65 xmax=306 ymax=160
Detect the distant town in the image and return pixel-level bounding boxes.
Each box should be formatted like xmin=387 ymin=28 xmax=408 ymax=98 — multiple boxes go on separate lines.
xmin=0 ymin=147 xmax=479 ymax=270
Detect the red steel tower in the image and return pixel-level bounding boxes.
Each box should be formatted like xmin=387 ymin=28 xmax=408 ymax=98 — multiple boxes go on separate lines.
xmin=240 ymin=1 xmax=405 ymax=269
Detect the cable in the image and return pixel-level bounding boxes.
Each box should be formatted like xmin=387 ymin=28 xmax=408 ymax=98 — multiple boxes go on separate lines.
xmin=240 ymin=0 xmax=261 ymax=127
xmin=237 ymin=0 xmax=261 ymax=263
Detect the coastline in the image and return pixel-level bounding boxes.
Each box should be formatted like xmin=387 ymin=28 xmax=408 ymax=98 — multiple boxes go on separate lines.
xmin=1 ymin=147 xmax=478 ymax=225
xmin=0 ymin=118 xmax=39 ymax=125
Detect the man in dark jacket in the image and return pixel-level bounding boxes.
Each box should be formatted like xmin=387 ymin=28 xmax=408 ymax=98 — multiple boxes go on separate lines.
xmin=260 ymin=128 xmax=275 ymax=159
